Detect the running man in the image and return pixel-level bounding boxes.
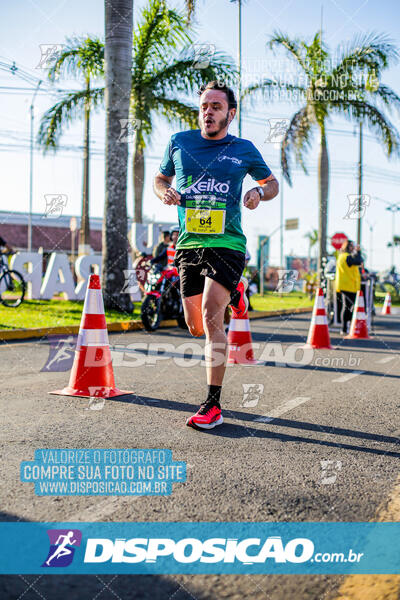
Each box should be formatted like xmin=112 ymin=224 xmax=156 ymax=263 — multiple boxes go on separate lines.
xmin=153 ymin=81 xmax=278 ymax=430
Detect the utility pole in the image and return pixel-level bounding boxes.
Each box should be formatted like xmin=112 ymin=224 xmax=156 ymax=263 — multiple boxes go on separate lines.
xmin=357 ymin=121 xmax=363 ymax=246
xmin=280 ymin=168 xmax=284 ymax=268
xmin=260 ymin=236 xmax=268 ymax=296
xmin=28 ymin=80 xmax=42 ymax=251
xmin=365 ymin=220 xmax=375 ymax=270
xmin=237 ymin=0 xmax=242 ymax=137
xmin=386 ymin=205 xmax=400 ymax=267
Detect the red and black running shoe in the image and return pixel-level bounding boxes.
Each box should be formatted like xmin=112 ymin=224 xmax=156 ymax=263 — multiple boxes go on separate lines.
xmin=186 ymin=400 xmax=223 ymax=430
xmin=230 ymin=276 xmax=249 ymax=318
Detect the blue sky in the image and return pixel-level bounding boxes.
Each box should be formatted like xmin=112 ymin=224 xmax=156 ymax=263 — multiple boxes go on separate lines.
xmin=0 ymin=0 xmax=399 ymax=269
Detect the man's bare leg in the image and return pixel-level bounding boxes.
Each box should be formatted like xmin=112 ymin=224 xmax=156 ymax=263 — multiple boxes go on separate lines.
xmin=182 ymin=293 xmax=204 ymax=337
xmin=183 ymin=278 xmax=231 ymax=430
xmin=202 ymin=277 xmax=230 ymax=385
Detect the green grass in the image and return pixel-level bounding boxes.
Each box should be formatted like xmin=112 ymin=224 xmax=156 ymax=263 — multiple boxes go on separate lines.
xmin=0 ymin=292 xmax=314 ymax=331
xmin=3 ymin=288 xmax=394 ymax=331
xmin=375 ymin=289 xmax=400 ymax=305
xmin=0 ymin=299 xmax=141 ymax=330
xmin=250 ymin=291 xmax=313 ymax=312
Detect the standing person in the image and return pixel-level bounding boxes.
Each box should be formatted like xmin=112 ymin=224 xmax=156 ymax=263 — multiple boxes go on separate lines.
xmin=153 ymin=81 xmax=279 ymax=430
xmin=0 ymin=235 xmax=13 ymax=253
xmin=153 ymin=230 xmax=170 ymax=258
xmin=335 ymin=240 xmax=362 ymax=335
xmin=151 ymin=226 xmax=179 ymax=268
xmin=166 ymin=227 xmax=179 ymax=268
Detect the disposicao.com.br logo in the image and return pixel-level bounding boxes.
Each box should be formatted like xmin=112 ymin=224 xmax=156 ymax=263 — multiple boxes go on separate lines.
xmin=82 ymin=536 xmax=362 ymax=565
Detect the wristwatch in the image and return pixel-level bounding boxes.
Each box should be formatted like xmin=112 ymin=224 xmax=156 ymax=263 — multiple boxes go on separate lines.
xmin=256 ymin=186 xmax=264 ymax=199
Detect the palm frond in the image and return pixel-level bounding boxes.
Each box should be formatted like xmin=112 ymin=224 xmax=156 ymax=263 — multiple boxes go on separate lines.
xmin=269 ymin=30 xmax=311 ymax=75
xmin=154 ymin=97 xmax=198 ymax=129
xmin=48 ymin=35 xmax=104 ymax=82
xmin=370 ymin=83 xmax=400 ymax=114
xmin=37 ymin=87 xmax=104 ymax=151
xmin=133 ymin=0 xmax=190 ymax=75
xmin=280 ymin=106 xmax=315 ymax=185
xmin=242 ymin=78 xmax=306 ymax=105
xmin=330 ymin=99 xmax=400 ymax=157
xmin=145 ymin=49 xmax=236 ymax=98
xmin=333 ymin=32 xmax=399 ymax=79
xmin=303 ymin=32 xmax=329 ymax=78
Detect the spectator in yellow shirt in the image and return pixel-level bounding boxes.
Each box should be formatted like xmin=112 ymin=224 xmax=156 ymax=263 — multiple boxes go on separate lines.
xmin=335 ymin=240 xmax=362 ymax=334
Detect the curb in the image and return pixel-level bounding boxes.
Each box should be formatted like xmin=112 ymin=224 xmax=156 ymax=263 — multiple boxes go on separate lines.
xmin=0 ymin=306 xmax=313 ymax=342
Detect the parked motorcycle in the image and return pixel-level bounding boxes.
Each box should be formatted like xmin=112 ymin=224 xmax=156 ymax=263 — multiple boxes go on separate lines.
xmin=140 ymin=264 xmax=187 ymax=332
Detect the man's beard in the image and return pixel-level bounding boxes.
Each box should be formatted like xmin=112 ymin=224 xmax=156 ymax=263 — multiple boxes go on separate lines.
xmin=199 ymin=113 xmax=229 ymax=137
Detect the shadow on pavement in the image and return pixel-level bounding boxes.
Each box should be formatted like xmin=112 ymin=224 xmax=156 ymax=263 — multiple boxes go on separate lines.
xmin=113 ymin=395 xmax=400 ymax=457
xmin=208 ymin=422 xmax=400 ymax=457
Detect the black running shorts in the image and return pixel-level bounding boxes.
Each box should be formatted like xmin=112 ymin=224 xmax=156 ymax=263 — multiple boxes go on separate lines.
xmin=175 ymin=247 xmax=246 ymax=298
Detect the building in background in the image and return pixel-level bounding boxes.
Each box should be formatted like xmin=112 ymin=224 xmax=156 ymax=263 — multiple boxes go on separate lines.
xmin=0 ymin=211 xmax=175 ymax=257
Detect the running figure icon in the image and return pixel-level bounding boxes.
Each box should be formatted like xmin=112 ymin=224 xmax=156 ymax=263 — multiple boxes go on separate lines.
xmin=45 ymin=531 xmax=77 ymax=566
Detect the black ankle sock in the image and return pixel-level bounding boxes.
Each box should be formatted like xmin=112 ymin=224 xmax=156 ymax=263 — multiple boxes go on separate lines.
xmin=207 ymin=385 xmax=222 ymax=406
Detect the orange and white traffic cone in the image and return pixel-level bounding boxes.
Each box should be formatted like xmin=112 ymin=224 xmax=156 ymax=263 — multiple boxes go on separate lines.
xmin=345 ymin=290 xmax=370 ymax=339
xmin=50 ymin=274 xmax=132 ymax=398
xmin=303 ymin=287 xmax=332 ymax=349
xmin=381 ymin=292 xmax=392 ymax=315
xmin=227 ymin=310 xmax=261 ymax=365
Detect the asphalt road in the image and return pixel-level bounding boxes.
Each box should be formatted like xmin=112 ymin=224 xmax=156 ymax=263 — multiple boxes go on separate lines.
xmin=0 ymin=310 xmax=399 ymax=599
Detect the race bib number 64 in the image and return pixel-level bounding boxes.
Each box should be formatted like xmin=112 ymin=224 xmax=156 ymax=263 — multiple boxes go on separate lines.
xmin=185 ymin=207 xmax=226 ymax=234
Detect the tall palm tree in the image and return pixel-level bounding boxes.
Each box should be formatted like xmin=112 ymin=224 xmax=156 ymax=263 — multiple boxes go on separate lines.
xmin=37 ymin=1 xmax=235 ymax=225
xmin=130 ymin=0 xmax=236 ymax=222
xmin=184 ymin=0 xmax=195 ymax=22
xmin=102 ymin=0 xmax=134 ymax=311
xmin=244 ymin=32 xmax=400 ymax=276
xmin=37 ymin=36 xmax=104 ymax=254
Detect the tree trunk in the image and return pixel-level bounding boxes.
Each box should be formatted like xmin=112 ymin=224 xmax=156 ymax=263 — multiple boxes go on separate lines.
xmin=317 ymin=126 xmax=329 ymax=280
xmin=79 ymin=77 xmax=91 ymax=254
xmin=133 ymin=135 xmax=144 ymax=223
xmin=102 ymin=0 xmax=133 ymax=312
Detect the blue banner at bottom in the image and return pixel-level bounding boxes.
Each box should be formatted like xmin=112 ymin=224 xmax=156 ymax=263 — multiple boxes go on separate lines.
xmin=0 ymin=522 xmax=398 ymax=574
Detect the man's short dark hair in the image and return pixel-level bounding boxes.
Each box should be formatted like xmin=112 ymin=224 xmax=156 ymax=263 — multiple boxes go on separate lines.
xmin=198 ymin=81 xmax=237 ymax=110
xmin=162 ymin=231 xmax=170 ymax=238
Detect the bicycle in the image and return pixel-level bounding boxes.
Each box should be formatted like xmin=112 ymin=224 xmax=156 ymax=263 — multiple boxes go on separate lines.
xmin=0 ymin=252 xmax=26 ymax=307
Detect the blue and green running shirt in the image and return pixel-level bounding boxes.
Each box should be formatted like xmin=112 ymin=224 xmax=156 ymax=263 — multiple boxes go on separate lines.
xmin=159 ymin=129 xmax=272 ymax=253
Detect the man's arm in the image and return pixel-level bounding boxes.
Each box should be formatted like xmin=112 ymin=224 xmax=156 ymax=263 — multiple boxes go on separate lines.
xmin=150 ymin=248 xmax=167 ymax=264
xmin=257 ymin=173 xmax=279 ymax=201
xmin=346 ymin=249 xmax=363 ymax=267
xmin=153 ymin=172 xmax=181 ymax=206
xmin=243 ymin=174 xmax=279 ymax=210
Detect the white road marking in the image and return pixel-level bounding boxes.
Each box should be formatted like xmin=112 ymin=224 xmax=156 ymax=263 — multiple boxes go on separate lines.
xmin=378 ymin=355 xmax=396 ymax=364
xmin=332 ymin=370 xmax=364 ymax=383
xmin=254 ymin=397 xmax=311 ymax=423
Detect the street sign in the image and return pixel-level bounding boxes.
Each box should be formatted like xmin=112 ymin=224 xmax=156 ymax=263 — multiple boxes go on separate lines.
xmin=331 ymin=232 xmax=348 ymax=250
xmin=285 ymin=218 xmax=299 ymax=230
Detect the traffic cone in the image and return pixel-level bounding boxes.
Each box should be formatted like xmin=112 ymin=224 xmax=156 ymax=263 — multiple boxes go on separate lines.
xmin=345 ymin=290 xmax=370 ymax=339
xmin=50 ymin=275 xmax=132 ymax=398
xmin=227 ymin=310 xmax=261 ymax=365
xmin=303 ymin=287 xmax=332 ymax=349
xmin=381 ymin=292 xmax=392 ymax=315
